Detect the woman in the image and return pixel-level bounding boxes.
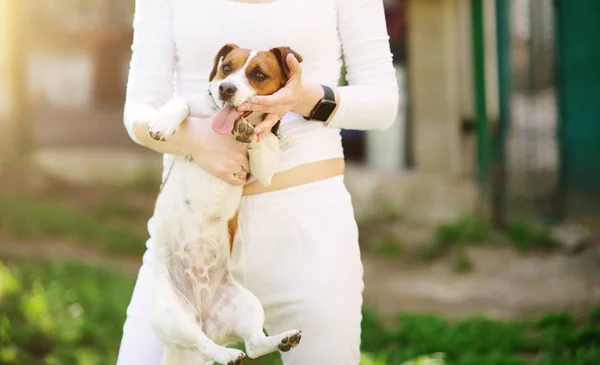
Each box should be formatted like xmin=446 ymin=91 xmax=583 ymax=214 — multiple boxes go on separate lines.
xmin=117 ymin=0 xmax=399 ymax=364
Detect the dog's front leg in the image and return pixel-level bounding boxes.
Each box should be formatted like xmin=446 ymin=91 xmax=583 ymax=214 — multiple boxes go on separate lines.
xmin=147 ymin=97 xmax=190 ymax=141
xmin=247 ymin=133 xmax=280 ymax=187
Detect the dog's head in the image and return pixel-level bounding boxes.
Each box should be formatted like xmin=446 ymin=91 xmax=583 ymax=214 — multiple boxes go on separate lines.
xmin=208 ymin=44 xmax=303 ymax=135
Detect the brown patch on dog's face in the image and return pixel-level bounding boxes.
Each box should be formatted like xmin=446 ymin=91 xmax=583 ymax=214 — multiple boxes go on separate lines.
xmin=245 ymin=47 xmax=303 ymax=96
xmin=244 ymin=51 xmax=285 ymax=96
xmin=269 ymin=47 xmax=303 ymax=80
xmin=209 ymin=44 xmax=251 ymax=82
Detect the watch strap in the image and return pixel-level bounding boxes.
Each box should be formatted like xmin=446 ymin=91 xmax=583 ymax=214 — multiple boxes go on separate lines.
xmin=322 ymin=84 xmax=335 ymax=103
xmin=305 ymin=85 xmax=337 ymax=122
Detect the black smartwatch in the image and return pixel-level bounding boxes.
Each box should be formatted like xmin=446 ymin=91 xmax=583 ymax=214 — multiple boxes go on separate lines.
xmin=305 ymin=85 xmax=337 ymax=122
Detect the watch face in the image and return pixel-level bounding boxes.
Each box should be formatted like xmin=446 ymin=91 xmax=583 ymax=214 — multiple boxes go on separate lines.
xmin=314 ymin=99 xmax=337 ymax=121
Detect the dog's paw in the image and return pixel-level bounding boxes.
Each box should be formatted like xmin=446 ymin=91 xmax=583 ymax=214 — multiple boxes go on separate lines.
xmin=148 ymin=97 xmax=189 ymax=141
xmin=277 ymin=330 xmax=302 ymax=352
xmin=213 ymin=348 xmax=246 ymax=365
xmin=232 ymin=117 xmax=254 ymax=143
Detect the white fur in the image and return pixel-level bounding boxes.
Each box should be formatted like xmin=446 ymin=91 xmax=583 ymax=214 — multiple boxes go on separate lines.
xmin=146 ymin=50 xmax=300 ymax=365
xmin=147 ymin=97 xmax=190 ymax=139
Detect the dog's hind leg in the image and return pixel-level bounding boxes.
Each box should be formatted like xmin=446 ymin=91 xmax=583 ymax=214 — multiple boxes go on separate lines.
xmin=214 ymin=281 xmax=302 ymax=359
xmin=151 ymin=268 xmax=246 ymax=365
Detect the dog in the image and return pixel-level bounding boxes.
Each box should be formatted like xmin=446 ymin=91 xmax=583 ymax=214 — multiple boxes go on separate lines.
xmin=146 ymin=44 xmax=303 ymax=365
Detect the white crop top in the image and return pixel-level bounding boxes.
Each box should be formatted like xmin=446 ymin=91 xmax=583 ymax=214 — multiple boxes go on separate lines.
xmin=123 ymin=0 xmax=400 ymax=178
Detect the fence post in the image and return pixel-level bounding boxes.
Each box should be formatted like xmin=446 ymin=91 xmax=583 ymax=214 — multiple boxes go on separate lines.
xmin=1 ymin=0 xmax=32 ymax=163
xmin=470 ymin=0 xmax=492 ymax=211
xmin=492 ymin=0 xmax=511 ymax=227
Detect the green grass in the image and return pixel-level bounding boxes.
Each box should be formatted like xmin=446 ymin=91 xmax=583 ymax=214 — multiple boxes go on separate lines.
xmin=418 ymin=215 xmax=560 ymax=271
xmin=361 ymin=308 xmax=600 ymax=365
xmin=452 ymin=248 xmax=474 ymax=273
xmin=0 ymin=259 xmax=134 ymax=365
xmin=504 ymin=217 xmax=558 ymax=252
xmin=356 ymin=201 xmax=404 ymax=228
xmin=0 ymin=193 xmax=147 ymax=256
xmin=372 ymin=236 xmax=404 ymax=257
xmin=1 ymin=258 xmax=598 ymax=365
xmin=418 ymin=215 xmax=491 ymax=262
xmin=0 ymin=190 xmax=560 ymax=269
xmin=129 ymin=167 xmax=162 ymax=195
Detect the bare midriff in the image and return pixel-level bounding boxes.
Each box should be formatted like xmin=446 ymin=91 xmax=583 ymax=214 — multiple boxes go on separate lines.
xmin=242 ymin=158 xmax=344 ymax=196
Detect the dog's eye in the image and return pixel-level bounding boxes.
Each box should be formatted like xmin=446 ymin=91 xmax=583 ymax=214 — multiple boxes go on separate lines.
xmin=222 ymin=64 xmax=231 ymax=73
xmin=254 ymin=72 xmax=267 ymax=80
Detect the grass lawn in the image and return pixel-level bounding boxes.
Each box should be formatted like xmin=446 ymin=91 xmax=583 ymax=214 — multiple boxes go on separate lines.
xmin=0 ymin=258 xmax=598 ymax=365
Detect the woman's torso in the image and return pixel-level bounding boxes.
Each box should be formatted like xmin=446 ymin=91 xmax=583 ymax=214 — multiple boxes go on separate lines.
xmin=165 ymin=0 xmax=346 ymax=176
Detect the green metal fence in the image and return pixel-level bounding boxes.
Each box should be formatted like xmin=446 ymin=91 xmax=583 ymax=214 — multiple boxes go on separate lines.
xmin=553 ymin=0 xmax=600 ymax=220
xmin=480 ymin=0 xmax=600 ymax=225
xmin=504 ymin=0 xmax=560 ymax=223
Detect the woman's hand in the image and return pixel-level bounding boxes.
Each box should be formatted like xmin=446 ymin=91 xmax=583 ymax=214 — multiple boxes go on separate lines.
xmin=181 ymin=117 xmax=250 ymax=185
xmin=237 ymin=53 xmax=325 ymax=141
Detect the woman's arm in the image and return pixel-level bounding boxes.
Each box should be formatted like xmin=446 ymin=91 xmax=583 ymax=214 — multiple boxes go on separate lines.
xmin=123 ymin=0 xmax=193 ymax=156
xmin=238 ymin=0 xmax=400 ymax=135
xmin=324 ymin=0 xmax=400 ymax=131
xmin=123 ymin=0 xmax=249 ymax=185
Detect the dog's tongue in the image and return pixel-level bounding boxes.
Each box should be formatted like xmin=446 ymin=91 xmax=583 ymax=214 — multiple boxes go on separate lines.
xmin=212 ymin=104 xmax=243 ymax=135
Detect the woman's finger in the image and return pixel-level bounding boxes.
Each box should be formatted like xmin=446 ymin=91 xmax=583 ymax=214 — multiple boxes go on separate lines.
xmin=223 ymin=162 xmax=248 ymax=185
xmin=235 ymin=154 xmax=250 ymax=173
xmin=222 ymin=172 xmax=246 ymax=186
xmin=243 ymin=89 xmax=287 ymax=109
xmin=286 ymin=53 xmax=302 ymax=76
xmin=254 ymin=113 xmax=280 ymax=141
xmin=241 ymin=103 xmax=267 ymax=113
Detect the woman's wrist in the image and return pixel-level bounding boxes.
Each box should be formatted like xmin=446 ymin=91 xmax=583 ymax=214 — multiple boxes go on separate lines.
xmin=293 ymin=80 xmax=341 ymax=124
xmin=293 ymin=80 xmax=325 ymax=118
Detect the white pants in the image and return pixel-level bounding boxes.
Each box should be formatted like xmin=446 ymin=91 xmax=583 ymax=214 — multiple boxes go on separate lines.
xmin=116 ymin=175 xmax=364 ymax=365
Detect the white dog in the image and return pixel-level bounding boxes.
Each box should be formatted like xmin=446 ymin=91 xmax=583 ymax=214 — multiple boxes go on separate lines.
xmin=146 ymin=44 xmax=303 ymax=365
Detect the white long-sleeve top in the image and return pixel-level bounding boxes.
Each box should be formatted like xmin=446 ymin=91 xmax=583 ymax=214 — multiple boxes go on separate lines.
xmin=124 ymin=0 xmax=400 ymax=175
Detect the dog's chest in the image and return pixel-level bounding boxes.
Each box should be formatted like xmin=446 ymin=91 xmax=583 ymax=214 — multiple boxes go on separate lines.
xmin=155 ymin=158 xmax=241 ymax=309
xmin=158 ymin=158 xmax=243 ymax=221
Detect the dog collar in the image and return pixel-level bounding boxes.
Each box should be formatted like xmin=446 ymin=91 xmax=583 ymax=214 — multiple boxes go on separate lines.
xmin=207 ymin=89 xmax=220 ymax=111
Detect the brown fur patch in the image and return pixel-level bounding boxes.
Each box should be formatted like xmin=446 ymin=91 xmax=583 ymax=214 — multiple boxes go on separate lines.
xmin=228 ymin=211 xmax=239 ymax=255
xmin=209 ymin=44 xmax=238 ymax=81
xmin=212 ymin=48 xmax=251 ymax=82
xmin=245 ymin=51 xmax=287 ymax=95
xmin=269 ymin=47 xmax=303 ymax=80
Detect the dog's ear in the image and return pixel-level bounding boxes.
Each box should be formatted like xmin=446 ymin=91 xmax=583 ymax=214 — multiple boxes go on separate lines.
xmin=269 ymin=47 xmax=303 ymax=82
xmin=209 ymin=44 xmax=239 ymax=81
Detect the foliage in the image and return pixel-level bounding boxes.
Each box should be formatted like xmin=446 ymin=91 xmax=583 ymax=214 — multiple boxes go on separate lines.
xmin=356 ymin=201 xmax=404 ymax=228
xmin=418 ymin=215 xmax=491 ymax=262
xmin=372 ymin=236 xmax=404 ymax=257
xmin=361 ymin=308 xmax=600 ymax=365
xmin=1 ymin=258 xmax=599 ymax=365
xmin=0 ymin=259 xmax=134 ymax=365
xmin=129 ymin=167 xmax=162 ymax=195
xmin=452 ymin=248 xmax=474 ymax=273
xmin=0 ymin=193 xmax=147 ymax=256
xmin=504 ymin=217 xmax=558 ymax=252
xmin=417 ymin=214 xmax=559 ymax=271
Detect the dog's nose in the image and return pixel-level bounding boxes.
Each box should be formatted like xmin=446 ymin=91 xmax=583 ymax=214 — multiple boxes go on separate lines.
xmin=219 ymin=83 xmax=237 ymax=98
